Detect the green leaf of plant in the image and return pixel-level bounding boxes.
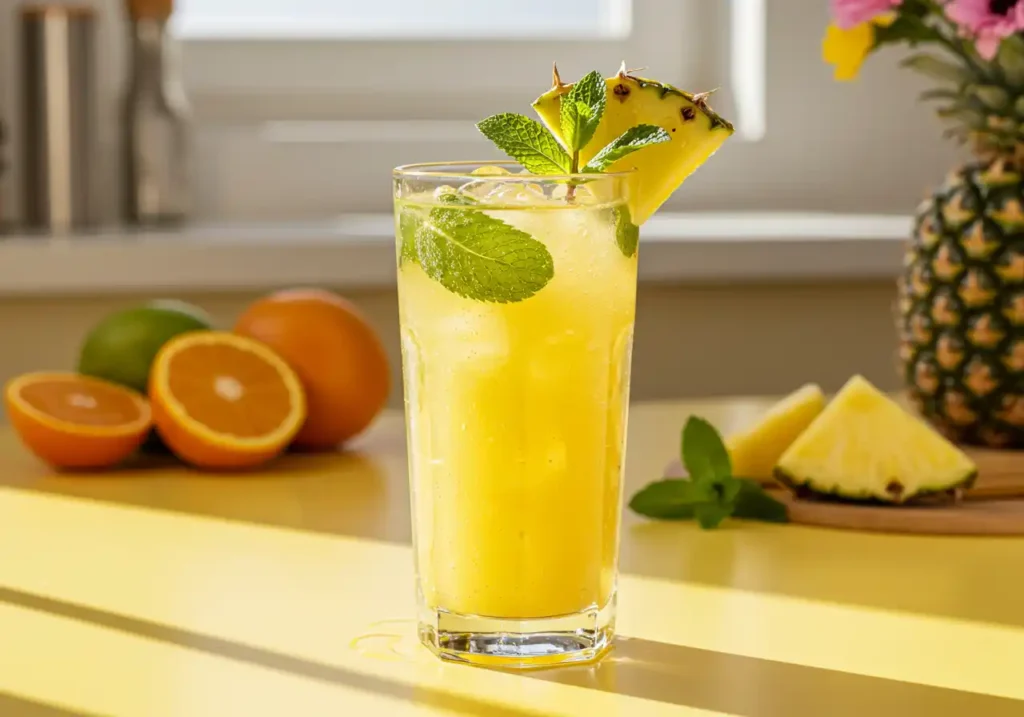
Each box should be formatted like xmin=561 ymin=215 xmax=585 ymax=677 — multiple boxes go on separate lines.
xmin=560 ymin=70 xmax=607 ymax=154
xmin=971 ymin=85 xmax=1010 ymax=110
xmin=398 ymin=210 xmax=420 ymax=266
xmin=681 ymin=416 xmax=732 ymax=484
xmin=434 ymin=187 xmax=479 ymax=206
xmin=412 ymin=207 xmax=554 ymax=303
xmin=628 ymin=416 xmax=787 ymax=530
xmin=614 ymin=205 xmax=639 ymax=258
xmin=477 ymin=113 xmax=571 ymax=175
xmin=917 ymin=88 xmax=960 ymax=104
xmin=997 ymin=34 xmax=1024 ymax=88
xmin=694 ymin=502 xmax=733 ymax=530
xmin=713 ymin=476 xmax=743 ymax=505
xmin=872 ymin=15 xmax=933 ymax=50
xmin=900 ymin=54 xmax=973 ymax=85
xmin=936 ymin=105 xmax=987 ymax=129
xmin=733 ymin=479 xmax=789 ymax=523
xmin=627 ymin=479 xmax=706 ymax=519
xmin=583 ymin=124 xmax=671 ymax=173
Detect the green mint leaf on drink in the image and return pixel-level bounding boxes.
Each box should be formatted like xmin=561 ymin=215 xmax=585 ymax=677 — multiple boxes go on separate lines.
xmin=583 ymin=124 xmax=671 ymax=173
xmin=410 ymin=206 xmax=554 ymax=303
xmin=614 ymin=206 xmax=640 ymax=258
xmin=560 ymin=70 xmax=606 ymax=155
xmin=434 ymin=187 xmax=479 ymax=206
xmin=398 ymin=211 xmax=420 ymax=266
xmin=476 ymin=113 xmax=570 ymax=175
xmin=628 ymin=415 xmax=789 ymax=528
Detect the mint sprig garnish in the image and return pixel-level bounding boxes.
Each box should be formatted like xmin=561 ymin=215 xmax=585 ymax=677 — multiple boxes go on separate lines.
xmin=476 ymin=68 xmax=672 ymax=181
xmin=560 ymin=70 xmax=607 ymax=162
xmin=477 ymin=114 xmax=570 ymax=175
xmin=628 ymin=416 xmax=789 ymax=529
xmin=403 ymin=206 xmax=554 ymax=303
xmin=583 ymin=124 xmax=670 ymax=173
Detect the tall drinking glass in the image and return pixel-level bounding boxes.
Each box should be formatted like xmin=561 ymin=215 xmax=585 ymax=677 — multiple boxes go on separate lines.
xmin=393 ymin=162 xmax=637 ymax=669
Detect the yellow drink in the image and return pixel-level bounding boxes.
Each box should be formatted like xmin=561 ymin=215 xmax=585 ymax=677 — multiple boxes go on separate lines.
xmin=395 ymin=165 xmax=637 ymax=667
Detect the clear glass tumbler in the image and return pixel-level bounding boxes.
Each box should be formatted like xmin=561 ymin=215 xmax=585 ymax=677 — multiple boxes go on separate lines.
xmin=394 ymin=162 xmax=638 ymax=669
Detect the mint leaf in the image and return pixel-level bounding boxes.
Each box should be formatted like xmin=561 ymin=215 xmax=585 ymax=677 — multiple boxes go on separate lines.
xmin=412 ymin=207 xmax=554 ymax=303
xmin=560 ymin=70 xmax=606 ymax=154
xmin=694 ymin=502 xmax=733 ymax=530
xmin=681 ymin=416 xmax=732 ymax=484
xmin=434 ymin=187 xmax=479 ymax=206
xmin=710 ymin=475 xmax=743 ymax=505
xmin=477 ymin=113 xmax=570 ymax=175
xmin=628 ymin=416 xmax=788 ymax=529
xmin=628 ymin=479 xmax=704 ymax=519
xmin=734 ymin=479 xmax=789 ymax=523
xmin=614 ymin=206 xmax=639 ymax=258
xmin=583 ymin=124 xmax=671 ymax=173
xmin=398 ymin=210 xmax=420 ymax=265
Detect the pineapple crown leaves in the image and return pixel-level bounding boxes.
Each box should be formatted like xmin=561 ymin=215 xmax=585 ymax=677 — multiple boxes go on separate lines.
xmin=475 ymin=68 xmax=670 ymax=176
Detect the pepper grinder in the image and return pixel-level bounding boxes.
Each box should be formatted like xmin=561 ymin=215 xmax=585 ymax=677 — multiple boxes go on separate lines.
xmin=123 ymin=0 xmax=192 ymax=226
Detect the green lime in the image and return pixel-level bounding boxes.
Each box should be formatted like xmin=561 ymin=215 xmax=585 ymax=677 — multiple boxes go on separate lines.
xmin=77 ymin=300 xmax=214 ymax=395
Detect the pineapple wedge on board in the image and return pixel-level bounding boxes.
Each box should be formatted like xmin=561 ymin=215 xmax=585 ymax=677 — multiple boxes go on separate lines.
xmin=727 ymin=384 xmax=826 ymax=483
xmin=775 ymin=376 xmax=978 ymax=504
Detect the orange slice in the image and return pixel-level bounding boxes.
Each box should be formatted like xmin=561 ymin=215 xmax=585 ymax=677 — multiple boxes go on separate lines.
xmin=149 ymin=331 xmax=306 ymax=469
xmin=4 ymin=372 xmax=152 ymax=469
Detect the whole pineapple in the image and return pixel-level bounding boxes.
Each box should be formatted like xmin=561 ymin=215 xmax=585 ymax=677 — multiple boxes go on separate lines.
xmin=900 ymin=155 xmax=1023 ymax=449
xmin=818 ymin=0 xmax=1024 ymax=447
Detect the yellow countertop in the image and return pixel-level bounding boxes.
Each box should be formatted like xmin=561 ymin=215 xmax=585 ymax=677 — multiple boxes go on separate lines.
xmin=0 ymin=398 xmax=1022 ymax=717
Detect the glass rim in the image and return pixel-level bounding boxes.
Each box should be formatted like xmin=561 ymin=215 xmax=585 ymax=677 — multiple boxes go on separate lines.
xmin=393 ymin=160 xmax=636 ymax=183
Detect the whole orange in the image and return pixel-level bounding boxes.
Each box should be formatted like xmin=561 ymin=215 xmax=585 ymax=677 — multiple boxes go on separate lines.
xmin=234 ymin=289 xmax=390 ymax=450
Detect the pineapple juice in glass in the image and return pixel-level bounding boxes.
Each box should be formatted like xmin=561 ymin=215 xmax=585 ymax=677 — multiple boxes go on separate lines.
xmin=394 ymin=66 xmax=733 ymax=669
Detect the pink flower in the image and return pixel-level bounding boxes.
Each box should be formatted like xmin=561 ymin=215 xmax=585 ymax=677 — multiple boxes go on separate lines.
xmin=830 ymin=0 xmax=903 ymax=29
xmin=947 ymin=0 xmax=1024 ymax=59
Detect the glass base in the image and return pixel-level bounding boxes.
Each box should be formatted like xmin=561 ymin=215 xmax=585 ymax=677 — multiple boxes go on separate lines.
xmin=417 ymin=596 xmax=615 ymax=670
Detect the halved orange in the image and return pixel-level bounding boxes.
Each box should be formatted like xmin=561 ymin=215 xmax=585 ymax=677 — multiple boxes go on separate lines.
xmin=5 ymin=372 xmax=152 ymax=469
xmin=149 ymin=331 xmax=306 ymax=469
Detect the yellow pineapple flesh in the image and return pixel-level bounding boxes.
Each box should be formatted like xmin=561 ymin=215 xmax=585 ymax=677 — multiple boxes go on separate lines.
xmin=775 ymin=376 xmax=978 ymax=504
xmin=726 ymin=384 xmax=826 ymax=482
xmin=533 ymin=66 xmax=734 ymax=224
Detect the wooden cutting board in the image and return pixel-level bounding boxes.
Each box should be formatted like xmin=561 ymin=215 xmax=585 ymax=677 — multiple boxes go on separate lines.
xmin=663 ymin=448 xmax=1024 ymax=535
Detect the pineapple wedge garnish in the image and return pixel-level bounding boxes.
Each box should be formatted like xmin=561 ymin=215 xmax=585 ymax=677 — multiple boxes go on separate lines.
xmin=775 ymin=376 xmax=978 ymax=504
xmin=533 ymin=63 xmax=734 ymax=224
xmin=727 ymin=384 xmax=826 ymax=482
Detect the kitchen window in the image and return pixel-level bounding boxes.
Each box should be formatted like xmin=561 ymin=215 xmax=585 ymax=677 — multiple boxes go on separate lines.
xmin=171 ymin=0 xmax=766 ymax=220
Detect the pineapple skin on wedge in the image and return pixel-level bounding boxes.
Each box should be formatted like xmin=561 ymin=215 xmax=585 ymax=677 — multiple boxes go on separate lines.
xmin=533 ymin=70 xmax=734 ymax=224
xmin=775 ymin=376 xmax=978 ymax=504
xmin=726 ymin=384 xmax=826 ymax=482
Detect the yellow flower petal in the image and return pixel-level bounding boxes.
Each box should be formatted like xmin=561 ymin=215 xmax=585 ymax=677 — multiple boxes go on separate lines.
xmin=822 ymin=22 xmax=874 ymax=81
xmin=822 ymin=13 xmax=895 ymax=82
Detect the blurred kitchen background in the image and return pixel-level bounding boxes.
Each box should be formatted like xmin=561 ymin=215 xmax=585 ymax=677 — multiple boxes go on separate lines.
xmin=0 ymin=0 xmax=966 ymax=418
